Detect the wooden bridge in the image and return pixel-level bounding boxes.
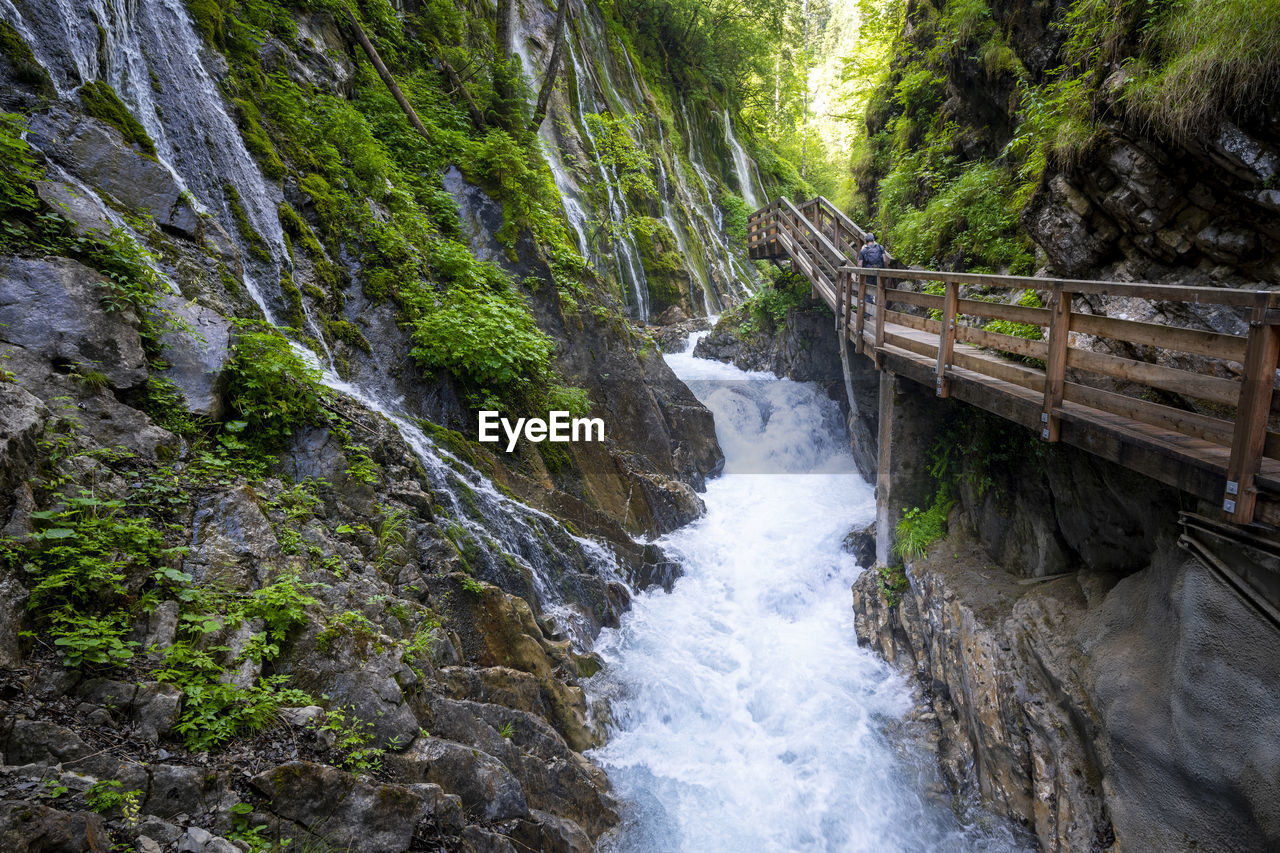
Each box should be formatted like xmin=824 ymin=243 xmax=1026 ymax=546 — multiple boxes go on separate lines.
xmin=747 ymin=196 xmax=1280 ymax=527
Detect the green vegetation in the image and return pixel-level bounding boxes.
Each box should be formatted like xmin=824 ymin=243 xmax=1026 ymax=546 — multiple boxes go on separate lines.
xmin=0 ymin=112 xmax=42 ymax=214
xmin=315 ymin=705 xmax=385 ymax=773
xmin=224 ymin=324 xmax=325 ymax=455
xmin=0 ymin=21 xmax=55 ymax=98
xmin=78 ymin=80 xmax=157 ymax=157
xmin=875 ymin=563 xmax=910 ymax=608
xmin=154 ymin=573 xmax=318 ymax=750
xmin=893 ymin=491 xmax=953 ymax=561
xmin=1123 ymin=0 xmax=1280 ymax=138
xmin=845 ymin=0 xmax=1280 ymax=274
xmin=731 ymin=269 xmax=813 ymax=336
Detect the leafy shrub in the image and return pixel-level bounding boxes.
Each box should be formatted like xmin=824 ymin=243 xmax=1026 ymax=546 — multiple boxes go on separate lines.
xmin=224 ymin=324 xmax=325 ymax=454
xmin=893 ymin=491 xmax=954 ymax=562
xmin=407 ymin=281 xmax=554 ymax=392
xmin=0 ymin=113 xmax=42 ymax=213
xmin=1123 ymin=0 xmax=1280 ymax=138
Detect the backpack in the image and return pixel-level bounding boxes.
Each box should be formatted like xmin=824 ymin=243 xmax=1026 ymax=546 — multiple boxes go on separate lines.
xmin=861 ymin=242 xmax=885 ymax=267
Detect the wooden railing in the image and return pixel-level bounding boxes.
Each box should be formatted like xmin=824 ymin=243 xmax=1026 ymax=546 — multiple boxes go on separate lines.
xmin=748 ymin=196 xmax=1280 ymax=526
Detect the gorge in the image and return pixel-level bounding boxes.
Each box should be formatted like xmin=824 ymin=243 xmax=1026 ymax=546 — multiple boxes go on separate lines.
xmin=0 ymin=1 xmax=1278 ymax=852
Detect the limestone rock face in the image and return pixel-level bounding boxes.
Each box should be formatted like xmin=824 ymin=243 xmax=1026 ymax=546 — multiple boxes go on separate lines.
xmin=251 ymin=761 xmax=444 ymax=853
xmin=156 ymin=295 xmax=234 ymax=419
xmin=184 ymin=486 xmax=281 ymax=589
xmin=0 ymin=256 xmax=148 ymax=391
xmin=854 ymin=539 xmax=1280 ymax=853
xmin=0 ymin=801 xmax=110 ymax=853
xmin=28 ymin=108 xmax=204 ymax=240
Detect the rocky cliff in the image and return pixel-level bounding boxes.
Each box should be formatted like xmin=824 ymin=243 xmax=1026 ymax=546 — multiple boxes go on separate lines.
xmin=0 ymin=0 xmax=778 ymax=849
xmin=849 ymin=377 xmax=1280 ymax=853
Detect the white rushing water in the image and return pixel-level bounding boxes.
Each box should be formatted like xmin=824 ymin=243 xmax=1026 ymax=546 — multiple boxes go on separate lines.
xmin=589 ymin=335 xmax=1029 ymax=852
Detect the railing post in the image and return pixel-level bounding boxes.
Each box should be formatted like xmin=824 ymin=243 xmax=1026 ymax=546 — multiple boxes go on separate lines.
xmin=855 ymin=272 xmax=868 ymax=354
xmin=935 ymin=280 xmax=959 ymax=397
xmin=1041 ymin=285 xmax=1072 ymax=442
xmin=835 ymin=267 xmax=849 ymax=334
xmin=874 ymin=275 xmax=887 ymax=368
xmin=1224 ymin=292 xmax=1280 ymax=523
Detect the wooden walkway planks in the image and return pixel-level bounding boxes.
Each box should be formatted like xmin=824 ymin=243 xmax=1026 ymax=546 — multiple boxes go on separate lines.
xmin=747 ymin=196 xmax=1280 ymax=527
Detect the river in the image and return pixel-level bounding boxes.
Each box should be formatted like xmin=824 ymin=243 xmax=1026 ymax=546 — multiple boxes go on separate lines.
xmin=587 ymin=334 xmax=1029 ymax=852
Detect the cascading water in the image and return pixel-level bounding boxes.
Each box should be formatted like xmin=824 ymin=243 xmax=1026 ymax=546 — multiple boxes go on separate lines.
xmin=723 ymin=108 xmax=762 ymax=210
xmin=4 ymin=0 xmax=615 ymax=640
xmin=0 ymin=0 xmax=346 ymax=362
xmin=587 ymin=336 xmax=1030 ymax=852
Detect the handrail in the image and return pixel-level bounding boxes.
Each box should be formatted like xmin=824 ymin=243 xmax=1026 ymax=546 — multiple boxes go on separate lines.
xmin=746 ymin=195 xmax=1280 ymax=526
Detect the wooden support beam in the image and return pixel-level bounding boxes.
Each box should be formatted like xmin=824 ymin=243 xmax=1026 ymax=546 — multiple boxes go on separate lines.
xmin=1224 ymin=294 xmax=1280 ymax=523
xmin=1041 ymin=286 xmax=1072 ymax=442
xmin=874 ymin=276 xmax=887 ymax=368
xmin=935 ymin=281 xmax=959 ymax=397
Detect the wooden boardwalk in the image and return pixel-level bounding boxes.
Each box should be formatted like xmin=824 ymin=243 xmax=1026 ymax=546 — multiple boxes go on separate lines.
xmin=747 ymin=196 xmax=1280 ymax=527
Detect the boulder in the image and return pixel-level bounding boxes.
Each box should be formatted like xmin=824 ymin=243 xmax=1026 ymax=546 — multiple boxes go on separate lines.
xmin=0 ymin=256 xmax=148 ymax=390
xmin=184 ymin=486 xmax=280 ymax=589
xmin=155 ymin=296 xmax=234 ymax=419
xmin=385 ymin=737 xmax=529 ymax=823
xmin=27 ymin=108 xmax=203 ymax=241
xmin=841 ymin=520 xmax=876 ymax=568
xmin=0 ymin=801 xmax=110 ymax=852
xmin=655 ymin=305 xmax=688 ymax=326
xmin=144 ymin=765 xmax=225 ymax=820
xmin=251 ymin=761 xmax=436 ymax=853
xmin=34 ymin=181 xmax=115 ymax=238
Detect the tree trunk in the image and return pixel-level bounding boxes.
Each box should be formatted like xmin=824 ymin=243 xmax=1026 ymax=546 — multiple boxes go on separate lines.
xmin=497 ymin=0 xmax=514 ymax=55
xmin=342 ymin=8 xmax=432 ymax=142
xmin=442 ymin=60 xmax=487 ymax=128
xmin=529 ymin=0 xmax=570 ymax=133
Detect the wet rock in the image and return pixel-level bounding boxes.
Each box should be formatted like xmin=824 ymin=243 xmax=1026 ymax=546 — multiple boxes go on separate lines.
xmin=512 ymin=810 xmax=594 ymax=853
xmin=649 ymin=316 xmax=711 ymax=353
xmin=155 ymin=296 xmax=234 ymax=419
xmin=275 ymin=426 xmax=349 ymax=485
xmin=842 ymin=520 xmax=876 ymax=568
xmin=251 ymin=761 xmax=436 ymax=853
xmin=34 ymin=181 xmax=115 ymax=238
xmin=0 ymin=256 xmax=148 ymax=391
xmin=0 ymin=801 xmax=110 ymax=852
xmin=655 ymin=305 xmax=689 ymax=326
xmin=422 ymin=697 xmax=616 ymax=837
xmin=27 ymin=108 xmax=203 ymax=241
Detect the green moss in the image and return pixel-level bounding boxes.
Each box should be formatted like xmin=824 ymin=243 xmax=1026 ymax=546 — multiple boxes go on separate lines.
xmin=233 ymin=98 xmax=285 ymax=180
xmin=326 ymin=318 xmax=371 ymax=353
xmin=78 ymin=80 xmax=157 ymax=158
xmin=184 ymin=0 xmax=225 ymax=46
xmin=0 ymin=20 xmax=55 ymax=98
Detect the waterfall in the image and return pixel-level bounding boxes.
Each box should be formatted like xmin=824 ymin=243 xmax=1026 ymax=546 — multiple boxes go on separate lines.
xmin=587 ymin=336 xmax=1031 ymax=851
xmin=5 ymin=0 xmax=618 ymax=640
xmin=723 ymin=108 xmax=762 ymax=210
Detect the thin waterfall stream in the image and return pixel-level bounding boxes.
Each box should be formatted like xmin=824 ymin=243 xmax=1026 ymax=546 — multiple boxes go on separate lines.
xmin=587 ymin=334 xmax=1030 ymax=852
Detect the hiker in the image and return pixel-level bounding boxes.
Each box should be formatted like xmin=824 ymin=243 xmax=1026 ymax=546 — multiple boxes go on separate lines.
xmin=858 ymin=232 xmax=886 ymax=286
